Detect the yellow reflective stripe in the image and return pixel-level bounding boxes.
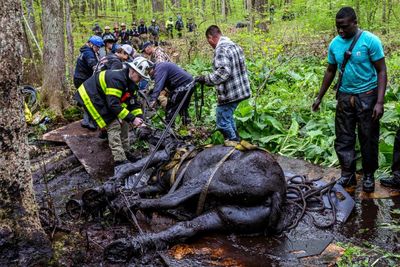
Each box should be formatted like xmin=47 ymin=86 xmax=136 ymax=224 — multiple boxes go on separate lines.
xmin=78 ymin=85 xmax=106 ymax=128
xmin=118 ymin=108 xmax=129 ymax=119
xmin=99 ymin=71 xmax=107 ymax=93
xmin=121 ymin=103 xmax=128 ymax=108
xmin=131 ymin=108 xmax=143 ymax=116
xmin=106 ymin=88 xmax=123 ymax=98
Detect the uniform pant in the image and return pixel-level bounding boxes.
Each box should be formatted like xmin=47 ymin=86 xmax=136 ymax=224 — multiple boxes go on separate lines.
xmin=392 ymin=128 xmax=400 ymax=177
xmin=107 ymin=120 xmax=130 ymax=162
xmin=335 ymin=90 xmax=380 ymax=176
xmin=166 ymin=86 xmax=194 ymax=126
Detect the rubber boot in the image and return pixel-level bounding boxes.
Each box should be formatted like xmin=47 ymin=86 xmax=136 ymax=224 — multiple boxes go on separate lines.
xmin=337 ymin=173 xmax=356 ymax=187
xmin=380 ymin=174 xmax=400 ymax=189
xmin=362 ymin=173 xmax=375 ymax=193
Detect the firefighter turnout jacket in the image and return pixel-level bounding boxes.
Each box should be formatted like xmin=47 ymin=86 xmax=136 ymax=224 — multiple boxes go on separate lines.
xmin=74 ymin=68 xmax=143 ymax=128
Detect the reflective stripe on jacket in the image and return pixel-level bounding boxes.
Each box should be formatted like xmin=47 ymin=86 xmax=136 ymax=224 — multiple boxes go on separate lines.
xmin=74 ymin=68 xmax=142 ymax=128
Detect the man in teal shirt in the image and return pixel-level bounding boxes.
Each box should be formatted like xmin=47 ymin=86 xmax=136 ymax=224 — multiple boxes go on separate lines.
xmin=312 ymin=7 xmax=387 ymax=193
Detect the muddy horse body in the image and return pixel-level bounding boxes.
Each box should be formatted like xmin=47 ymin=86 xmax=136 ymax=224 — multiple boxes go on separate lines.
xmin=101 ymin=144 xmax=287 ymax=262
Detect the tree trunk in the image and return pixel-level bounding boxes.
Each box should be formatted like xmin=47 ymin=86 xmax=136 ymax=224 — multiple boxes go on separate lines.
xmin=0 ymin=0 xmax=52 ymax=265
xmin=131 ymin=0 xmax=137 ymax=21
xmin=95 ymin=0 xmax=99 ymax=18
xmin=255 ymin=0 xmax=266 ymax=17
xmin=247 ymin=0 xmax=253 ymax=31
xmin=41 ymin=0 xmax=68 ymax=116
xmin=152 ymin=0 xmax=164 ymax=13
xmin=66 ymin=0 xmax=75 ymax=82
xmin=25 ymin=0 xmax=37 ymax=38
xmin=221 ymin=0 xmax=226 ymax=21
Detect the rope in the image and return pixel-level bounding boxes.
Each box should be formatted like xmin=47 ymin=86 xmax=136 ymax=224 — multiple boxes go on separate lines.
xmin=284 ymin=175 xmax=339 ymax=230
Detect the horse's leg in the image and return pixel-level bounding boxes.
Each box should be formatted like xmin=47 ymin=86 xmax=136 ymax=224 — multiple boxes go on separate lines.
xmin=104 ymin=205 xmax=273 ymax=263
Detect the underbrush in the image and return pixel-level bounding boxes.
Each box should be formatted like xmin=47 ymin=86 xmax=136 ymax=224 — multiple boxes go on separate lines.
xmin=183 ymin=31 xmax=400 ymax=171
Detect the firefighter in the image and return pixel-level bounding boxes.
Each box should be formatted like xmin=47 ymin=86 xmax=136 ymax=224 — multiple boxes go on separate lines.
xmin=74 ymin=57 xmax=153 ymax=165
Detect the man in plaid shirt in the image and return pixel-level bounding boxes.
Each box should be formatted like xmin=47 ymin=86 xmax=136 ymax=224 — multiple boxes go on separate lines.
xmin=196 ymin=25 xmax=251 ymax=141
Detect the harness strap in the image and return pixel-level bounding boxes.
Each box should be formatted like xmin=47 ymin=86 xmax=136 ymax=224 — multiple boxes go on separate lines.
xmin=196 ymin=147 xmax=236 ymax=215
xmin=169 ymin=146 xmax=197 ymax=186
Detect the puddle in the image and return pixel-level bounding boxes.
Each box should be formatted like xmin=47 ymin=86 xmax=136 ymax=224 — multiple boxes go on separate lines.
xmin=31 ymin=145 xmax=400 ymax=266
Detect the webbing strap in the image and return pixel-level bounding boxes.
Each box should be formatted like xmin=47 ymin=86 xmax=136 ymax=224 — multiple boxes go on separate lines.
xmin=78 ymin=85 xmax=106 ymax=128
xmin=196 ymin=147 xmax=236 ymax=215
xmin=169 ymin=146 xmax=197 ymax=186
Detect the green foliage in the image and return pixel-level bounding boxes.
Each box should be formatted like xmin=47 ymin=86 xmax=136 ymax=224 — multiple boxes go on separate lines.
xmin=183 ymin=27 xmax=400 ymax=170
xmin=337 ymin=242 xmax=400 ymax=266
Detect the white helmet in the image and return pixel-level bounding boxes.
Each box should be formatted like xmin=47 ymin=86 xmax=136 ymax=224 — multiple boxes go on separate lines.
xmin=125 ymin=56 xmax=153 ymax=80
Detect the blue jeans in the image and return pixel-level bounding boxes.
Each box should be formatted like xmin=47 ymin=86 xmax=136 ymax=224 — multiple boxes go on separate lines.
xmin=216 ymin=101 xmax=239 ymax=140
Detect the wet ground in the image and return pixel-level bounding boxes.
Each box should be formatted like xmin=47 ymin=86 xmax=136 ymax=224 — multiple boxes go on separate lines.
xmin=31 ymin=137 xmax=400 ymax=266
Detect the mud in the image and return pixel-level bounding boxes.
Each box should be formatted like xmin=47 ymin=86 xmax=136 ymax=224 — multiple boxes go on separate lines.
xmin=30 ymin=144 xmax=400 ymax=266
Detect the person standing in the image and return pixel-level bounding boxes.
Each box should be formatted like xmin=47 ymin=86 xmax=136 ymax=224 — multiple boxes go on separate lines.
xmin=74 ymin=57 xmax=152 ymax=165
xmin=141 ymin=41 xmax=171 ymax=64
xmin=187 ymin=18 xmax=196 ymax=32
xmin=166 ymin=17 xmax=174 ymax=39
xmin=312 ymin=7 xmax=387 ymax=193
xmin=113 ymin=24 xmax=120 ymax=40
xmin=73 ymin=36 xmax=104 ymax=89
xmin=195 ymin=25 xmax=251 ymax=142
xmin=138 ymin=19 xmax=148 ymax=37
xmin=380 ymin=129 xmax=400 ymax=188
xmin=148 ymin=62 xmax=194 ymax=126
xmin=175 ymin=15 xmax=184 ymax=38
xmin=92 ymin=23 xmax=103 ymax=36
xmin=120 ymin=23 xmax=130 ymax=44
xmin=148 ymin=19 xmax=160 ymax=46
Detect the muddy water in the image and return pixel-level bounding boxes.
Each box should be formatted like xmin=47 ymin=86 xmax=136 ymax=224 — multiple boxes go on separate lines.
xmin=32 ymin=152 xmax=400 ymax=266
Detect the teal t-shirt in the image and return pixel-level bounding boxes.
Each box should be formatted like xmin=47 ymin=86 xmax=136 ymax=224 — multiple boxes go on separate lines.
xmin=327 ymin=31 xmax=384 ymax=94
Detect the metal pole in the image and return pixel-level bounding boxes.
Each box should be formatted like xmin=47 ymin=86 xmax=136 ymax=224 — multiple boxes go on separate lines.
xmin=130 ymin=80 xmax=195 ymax=189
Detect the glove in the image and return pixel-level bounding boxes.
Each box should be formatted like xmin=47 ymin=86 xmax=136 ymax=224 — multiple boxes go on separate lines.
xmin=132 ymin=117 xmax=144 ymax=127
xmin=149 ymin=100 xmax=157 ymax=109
xmin=195 ymin=75 xmax=206 ymax=85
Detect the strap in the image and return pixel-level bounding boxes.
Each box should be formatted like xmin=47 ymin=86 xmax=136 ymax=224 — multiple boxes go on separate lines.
xmin=196 ymin=147 xmax=236 ymax=215
xmin=336 ymin=29 xmax=363 ymax=91
xmin=340 ymin=29 xmax=363 ymax=74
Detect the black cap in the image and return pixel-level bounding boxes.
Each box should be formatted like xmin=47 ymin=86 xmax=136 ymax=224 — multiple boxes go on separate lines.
xmin=141 ymin=41 xmax=153 ymax=52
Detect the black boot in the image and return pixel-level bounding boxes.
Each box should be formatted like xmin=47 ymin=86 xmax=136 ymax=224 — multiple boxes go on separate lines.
xmin=380 ymin=174 xmax=400 ymax=189
xmin=125 ymin=151 xmax=140 ymax=162
xmin=362 ymin=173 xmax=375 ymax=193
xmin=337 ymin=173 xmax=356 ymax=187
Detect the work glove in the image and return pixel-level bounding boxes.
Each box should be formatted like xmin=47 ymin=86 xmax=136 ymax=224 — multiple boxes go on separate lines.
xmin=149 ymin=100 xmax=157 ymax=109
xmin=195 ymin=75 xmax=206 ymax=85
xmin=132 ymin=117 xmax=144 ymax=128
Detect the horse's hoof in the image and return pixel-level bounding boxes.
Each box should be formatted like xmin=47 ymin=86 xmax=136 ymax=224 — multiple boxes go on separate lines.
xmin=104 ymin=238 xmax=141 ymax=263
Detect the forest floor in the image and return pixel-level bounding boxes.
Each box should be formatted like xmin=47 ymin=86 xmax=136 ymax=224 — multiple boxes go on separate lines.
xmin=29 ymin=121 xmax=400 ymax=266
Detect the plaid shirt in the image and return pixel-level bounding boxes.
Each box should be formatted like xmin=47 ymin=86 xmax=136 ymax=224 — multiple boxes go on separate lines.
xmin=205 ymin=36 xmax=251 ymax=105
xmin=150 ymin=47 xmax=171 ymax=64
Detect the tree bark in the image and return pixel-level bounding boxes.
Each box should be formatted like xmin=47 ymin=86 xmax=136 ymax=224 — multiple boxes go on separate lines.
xmin=0 ymin=0 xmax=52 ymax=265
xmin=95 ymin=0 xmax=99 ymax=18
xmin=66 ymin=0 xmax=75 ymax=82
xmin=41 ymin=0 xmax=68 ymax=116
xmin=132 ymin=0 xmax=137 ymax=21
xmin=152 ymin=0 xmax=164 ymax=13
xmin=25 ymin=0 xmax=37 ymax=38
xmin=221 ymin=0 xmax=226 ymax=21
